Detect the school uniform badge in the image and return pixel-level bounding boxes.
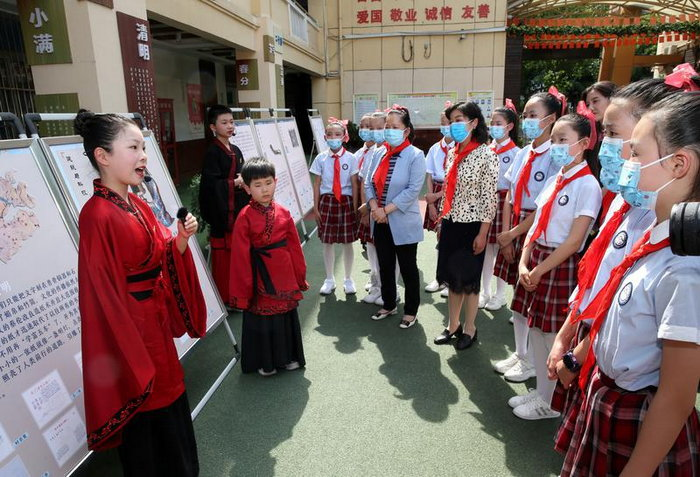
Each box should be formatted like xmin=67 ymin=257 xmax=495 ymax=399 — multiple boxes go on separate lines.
xmin=534 ymin=171 xmax=545 ymax=182
xmin=558 ymin=195 xmax=569 ymax=206
xmin=613 ymin=231 xmax=628 ymax=249
xmin=342 ymin=163 xmax=349 ymax=170
xmin=503 ymin=156 xmax=511 ymax=163
xmin=618 ymin=282 xmax=633 ymax=306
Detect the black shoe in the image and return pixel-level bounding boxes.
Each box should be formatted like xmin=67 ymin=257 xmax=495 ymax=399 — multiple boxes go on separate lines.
xmin=455 ymin=330 xmax=478 ymax=350
xmin=434 ymin=325 xmax=463 ymax=345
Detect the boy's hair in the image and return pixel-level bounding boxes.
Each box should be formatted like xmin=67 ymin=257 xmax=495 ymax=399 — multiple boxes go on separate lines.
xmin=207 ymin=104 xmax=233 ymax=126
xmin=241 ymin=157 xmax=276 ymax=185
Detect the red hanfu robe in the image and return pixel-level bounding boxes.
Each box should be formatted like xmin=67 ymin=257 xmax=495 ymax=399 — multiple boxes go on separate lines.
xmin=78 ymin=180 xmax=206 ymax=451
xmin=229 ymin=200 xmax=308 ymax=314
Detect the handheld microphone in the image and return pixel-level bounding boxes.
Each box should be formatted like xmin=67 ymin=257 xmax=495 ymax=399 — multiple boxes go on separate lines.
xmin=177 ymin=207 xmax=188 ymax=224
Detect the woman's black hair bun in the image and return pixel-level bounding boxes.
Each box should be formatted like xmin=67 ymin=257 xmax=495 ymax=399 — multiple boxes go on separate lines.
xmin=73 ymin=109 xmax=95 ymax=137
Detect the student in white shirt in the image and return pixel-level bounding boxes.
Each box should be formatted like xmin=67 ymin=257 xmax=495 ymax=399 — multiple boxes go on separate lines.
xmin=480 ymin=101 xmax=521 ymax=311
xmin=559 ymin=88 xmax=700 ymax=477
xmin=508 ymin=113 xmax=601 ymax=420
xmin=310 ymin=118 xmax=359 ymax=295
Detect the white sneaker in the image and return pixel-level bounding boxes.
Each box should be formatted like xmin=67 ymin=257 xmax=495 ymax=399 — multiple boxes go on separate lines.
xmin=319 ymin=279 xmax=336 ymax=295
xmin=440 ymin=287 xmax=449 ymax=298
xmin=507 ymin=389 xmax=538 ymax=408
xmin=478 ymin=293 xmax=490 ymax=308
xmin=509 ymin=315 xmax=514 ymax=324
xmin=503 ymin=357 xmax=536 ymax=383
xmin=374 ymin=292 xmax=400 ymax=307
xmin=344 ymin=278 xmax=357 ymax=295
xmin=424 ymin=280 xmax=444 ymax=293
xmin=364 ymin=273 xmax=377 ymax=291
xmin=513 ymin=395 xmax=561 ymax=420
xmin=362 ymin=287 xmax=382 ymax=304
xmin=485 ymin=295 xmax=507 ymax=311
xmin=492 ymin=352 xmax=521 ymax=374
xmin=285 ymin=361 xmax=300 ymax=371
xmin=258 ymin=368 xmax=277 ymax=376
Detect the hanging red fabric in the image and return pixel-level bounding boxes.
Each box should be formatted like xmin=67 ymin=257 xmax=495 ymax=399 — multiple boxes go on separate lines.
xmin=373 ymin=140 xmax=410 ymax=204
xmin=572 ymin=229 xmax=669 ymax=391
xmin=526 ymin=165 xmax=592 ymax=246
xmin=439 ymin=139 xmax=480 ymax=219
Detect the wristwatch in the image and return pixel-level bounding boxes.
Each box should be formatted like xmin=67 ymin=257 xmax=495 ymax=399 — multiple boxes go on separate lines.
xmin=562 ymin=350 xmax=582 ymax=373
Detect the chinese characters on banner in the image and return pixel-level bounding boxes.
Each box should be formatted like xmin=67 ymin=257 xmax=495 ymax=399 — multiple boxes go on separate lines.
xmin=236 ymin=59 xmax=260 ymax=90
xmin=355 ymin=1 xmax=492 ymax=24
xmin=18 ymin=0 xmax=72 ymax=65
xmin=116 ymin=12 xmax=160 ymax=142
xmin=186 ymin=84 xmax=204 ymax=135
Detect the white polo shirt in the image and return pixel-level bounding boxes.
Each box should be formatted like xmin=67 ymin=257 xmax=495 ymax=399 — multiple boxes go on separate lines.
xmin=309 ymin=147 xmax=358 ymax=196
xmin=594 ymin=220 xmax=700 ymax=391
xmin=425 ymin=138 xmax=454 ymax=183
xmin=491 ymin=138 xmax=521 ymax=191
xmin=569 ymin=194 xmax=657 ymax=315
xmin=504 ymin=140 xmax=558 ymax=211
xmin=355 ymin=144 xmax=376 ymax=181
xmin=524 ymin=162 xmax=602 ymax=252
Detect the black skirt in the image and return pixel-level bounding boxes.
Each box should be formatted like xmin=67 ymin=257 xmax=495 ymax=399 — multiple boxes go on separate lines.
xmin=436 ymin=219 xmax=485 ymax=295
xmin=241 ymin=308 xmax=306 ymax=373
xmin=117 ymin=391 xmax=199 ymax=477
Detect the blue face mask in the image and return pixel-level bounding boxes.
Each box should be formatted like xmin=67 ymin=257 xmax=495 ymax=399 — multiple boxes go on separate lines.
xmin=617 ymin=154 xmax=672 ymax=189
xmin=373 ymin=129 xmax=385 ymax=144
xmin=620 ymin=178 xmax=675 ymax=210
xmin=450 ymin=121 xmax=471 ymax=143
xmin=384 ymin=128 xmax=406 ymax=147
xmin=359 ymin=128 xmax=372 ymax=142
xmin=598 ymin=137 xmax=628 ymax=169
xmin=440 ymin=125 xmax=451 ymax=138
xmin=327 ymin=138 xmax=343 ymax=151
xmin=550 ymin=140 xmax=583 ymax=168
xmin=489 ymin=125 xmax=506 ymax=141
xmin=600 ymin=164 xmax=624 ymax=192
xmin=521 ymin=118 xmax=544 ymax=140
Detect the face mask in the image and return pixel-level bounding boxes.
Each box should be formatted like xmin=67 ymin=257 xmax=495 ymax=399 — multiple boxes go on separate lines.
xmin=617 ymin=153 xmax=673 ymax=189
xmin=600 ymin=163 xmax=624 ymax=192
xmin=450 ymin=121 xmax=471 ymax=143
xmin=373 ymin=129 xmax=385 ymax=144
xmin=440 ymin=125 xmax=451 ymax=138
xmin=384 ymin=128 xmax=406 ymax=147
xmin=521 ymin=118 xmax=544 ymax=140
xmin=620 ymin=178 xmax=675 ymax=210
xmin=359 ymin=128 xmax=372 ymax=142
xmin=489 ymin=125 xmax=506 ymax=141
xmin=327 ymin=138 xmax=343 ymax=151
xmin=598 ymin=137 xmax=629 ymax=169
xmin=550 ymin=140 xmax=583 ymax=168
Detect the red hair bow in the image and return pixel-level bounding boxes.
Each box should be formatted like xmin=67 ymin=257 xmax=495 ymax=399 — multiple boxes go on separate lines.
xmin=576 ymin=100 xmax=597 ymax=150
xmin=504 ymin=98 xmax=517 ymax=113
xmin=548 ymin=85 xmax=568 ymax=115
xmin=664 ymin=63 xmax=700 ymax=92
xmin=327 ymin=116 xmax=349 ymax=142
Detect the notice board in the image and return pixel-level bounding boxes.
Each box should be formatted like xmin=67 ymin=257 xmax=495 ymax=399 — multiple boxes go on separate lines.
xmin=308 ymin=115 xmax=328 ymax=154
xmin=386 ymin=92 xmax=458 ymax=128
xmin=276 ymin=118 xmax=314 ymax=216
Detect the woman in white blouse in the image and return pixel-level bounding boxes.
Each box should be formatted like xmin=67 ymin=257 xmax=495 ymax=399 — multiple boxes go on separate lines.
xmin=434 ymin=101 xmax=499 ymax=350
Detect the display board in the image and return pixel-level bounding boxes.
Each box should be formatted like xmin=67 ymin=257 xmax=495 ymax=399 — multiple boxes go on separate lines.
xmin=230 ymin=119 xmax=260 ymax=161
xmin=0 ymin=138 xmax=87 ymax=477
xmin=466 ymin=90 xmax=495 ymax=120
xmin=386 ymin=92 xmax=458 ymax=128
xmin=308 ymin=115 xmax=328 ymax=154
xmin=353 ymin=94 xmax=379 ymax=125
xmin=252 ymin=119 xmax=304 ymax=222
xmin=276 ymin=118 xmax=314 ymax=216
xmin=38 ymin=132 xmax=227 ymax=358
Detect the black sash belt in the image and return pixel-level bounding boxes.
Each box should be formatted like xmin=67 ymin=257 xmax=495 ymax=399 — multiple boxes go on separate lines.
xmin=251 ymin=240 xmax=287 ymax=295
xmin=127 ymin=266 xmax=162 ymax=301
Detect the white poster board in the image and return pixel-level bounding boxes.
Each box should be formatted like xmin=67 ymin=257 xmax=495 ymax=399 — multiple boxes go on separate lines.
xmin=0 ymin=138 xmax=87 ymax=477
xmin=230 ymin=119 xmax=260 ymax=160
xmin=467 ymin=90 xmax=495 ymax=121
xmin=386 ymin=92 xmax=458 ymax=128
xmin=276 ymin=118 xmax=314 ymax=216
xmin=353 ymin=94 xmax=379 ymax=125
xmin=308 ymin=115 xmax=328 ymax=154
xmin=38 ymin=132 xmax=227 ymax=358
xmin=252 ymin=119 xmax=304 ymax=222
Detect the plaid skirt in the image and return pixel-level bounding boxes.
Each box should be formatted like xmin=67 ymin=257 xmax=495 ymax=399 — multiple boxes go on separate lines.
xmin=559 ymin=369 xmax=700 ymax=477
xmin=486 ymin=190 xmax=509 ymax=244
xmin=494 ymin=209 xmax=533 ymax=286
xmin=357 ymin=220 xmax=373 ymax=243
xmin=510 ymin=242 xmax=579 ymax=333
xmin=318 ymin=194 xmax=357 ymax=244
xmin=423 ymin=181 xmax=444 ymax=232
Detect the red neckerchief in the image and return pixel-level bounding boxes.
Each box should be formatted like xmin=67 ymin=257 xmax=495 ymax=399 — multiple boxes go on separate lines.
xmin=331 ymin=147 xmax=346 ymax=202
xmin=571 ymin=229 xmax=669 ymax=391
xmin=491 ymin=139 xmax=517 ymax=156
xmin=358 ymin=145 xmax=372 ymax=171
xmin=214 ymin=139 xmax=238 ymax=229
xmin=526 ymin=165 xmax=592 ymax=246
xmin=570 ymin=200 xmax=631 ymax=314
xmin=439 ymin=139 xmax=481 ymax=219
xmin=513 ymin=144 xmax=549 ymax=223
xmin=598 ymin=190 xmax=617 ymax=226
xmin=440 ymin=139 xmax=450 ymax=171
xmin=373 ymin=140 xmax=411 ymax=203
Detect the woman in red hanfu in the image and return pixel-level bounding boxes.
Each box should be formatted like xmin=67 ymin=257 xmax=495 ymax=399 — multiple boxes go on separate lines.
xmin=75 ymin=110 xmax=206 ymax=477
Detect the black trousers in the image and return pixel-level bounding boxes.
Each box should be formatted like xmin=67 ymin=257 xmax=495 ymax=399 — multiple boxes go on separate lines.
xmin=373 ymin=223 xmax=420 ymax=315
xmin=117 ymin=391 xmax=199 ymax=477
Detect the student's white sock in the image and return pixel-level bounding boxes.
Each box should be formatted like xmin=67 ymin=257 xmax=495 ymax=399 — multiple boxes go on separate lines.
xmin=342 ymin=243 xmax=354 ymax=280
xmin=323 ymin=243 xmax=335 ymax=281
xmin=530 ymin=328 xmax=557 ymax=405
xmin=513 ymin=312 xmax=529 ymax=359
xmin=481 ymin=243 xmax=498 ymax=297
xmin=495 ymin=277 xmax=508 ymax=299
